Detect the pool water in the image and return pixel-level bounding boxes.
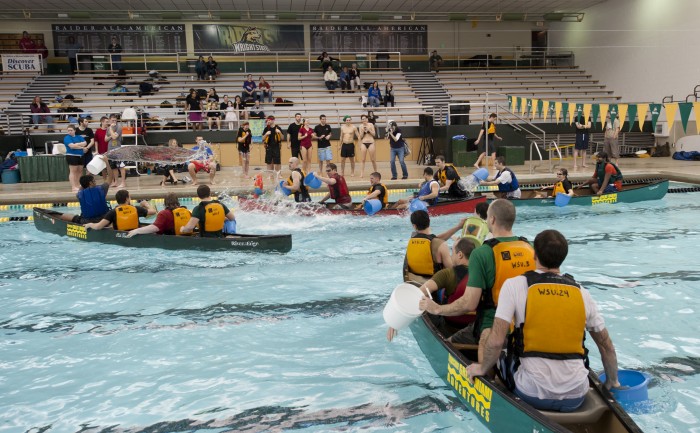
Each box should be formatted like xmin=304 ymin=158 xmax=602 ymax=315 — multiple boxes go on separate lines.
xmin=0 ymin=189 xmax=698 ymax=433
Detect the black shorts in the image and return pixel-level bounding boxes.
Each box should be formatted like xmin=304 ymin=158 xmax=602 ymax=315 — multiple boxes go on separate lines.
xmin=82 ymin=151 xmax=93 ymax=167
xmin=290 ymin=144 xmax=301 ymax=158
xmin=238 ymin=144 xmax=250 ymax=154
xmin=478 ymin=140 xmax=498 ymax=155
xmin=71 ymin=214 xmax=104 ymax=224
xmin=341 ymin=143 xmax=355 ymax=158
xmin=66 ymin=155 xmax=83 ymax=166
xmin=265 ymin=145 xmax=281 ymax=165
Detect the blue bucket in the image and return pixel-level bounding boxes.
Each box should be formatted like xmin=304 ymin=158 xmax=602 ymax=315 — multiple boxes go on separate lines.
xmin=223 ymin=219 xmax=237 ymax=235
xmin=409 ymin=198 xmax=428 ymax=213
xmin=278 ymin=180 xmax=292 ymax=196
xmin=472 ymin=168 xmax=489 ymax=182
xmin=600 ymin=370 xmax=650 ymax=404
xmin=364 ymin=199 xmax=383 ymax=216
xmin=305 ymin=172 xmax=322 ymax=189
xmin=554 ymin=192 xmax=571 ymax=207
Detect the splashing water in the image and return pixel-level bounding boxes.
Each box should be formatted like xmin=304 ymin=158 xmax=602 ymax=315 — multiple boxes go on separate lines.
xmin=459 ymin=175 xmax=480 ymax=193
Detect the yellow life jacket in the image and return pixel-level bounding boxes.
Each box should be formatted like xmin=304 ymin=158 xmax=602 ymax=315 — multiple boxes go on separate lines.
xmin=552 ymin=181 xmax=567 ymax=197
xmin=487 ymin=122 xmax=496 ymax=135
xmin=405 ymin=233 xmax=439 ymax=277
xmin=461 ymin=217 xmax=489 ymax=248
xmin=515 ymin=271 xmax=586 ymax=359
xmin=115 ymin=204 xmax=138 ymax=231
xmin=200 ymin=201 xmax=226 ymax=234
xmin=484 ymin=238 xmax=535 ymax=307
xmin=368 ymin=183 xmax=388 ymax=206
xmin=172 ymin=207 xmax=192 ymax=236
xmin=437 ymin=163 xmax=459 ymax=186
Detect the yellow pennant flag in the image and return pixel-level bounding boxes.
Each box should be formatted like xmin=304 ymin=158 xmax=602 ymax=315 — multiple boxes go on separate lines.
xmin=694 ymin=103 xmax=700 ymax=134
xmin=599 ymin=104 xmax=609 ymax=125
xmin=617 ymin=104 xmax=628 ymax=127
xmin=531 ymin=99 xmax=539 ymax=120
xmin=510 ymin=96 xmax=516 ymax=112
xmin=568 ymin=105 xmax=576 ymax=125
xmin=583 ymin=104 xmax=592 ymax=123
xmin=637 ymin=104 xmax=649 ymax=131
xmin=555 ymin=102 xmax=562 ymax=124
xmin=521 ymin=98 xmax=528 ymax=116
xmin=542 ymin=100 xmax=551 ymax=121
xmin=665 ymin=103 xmax=677 ymax=134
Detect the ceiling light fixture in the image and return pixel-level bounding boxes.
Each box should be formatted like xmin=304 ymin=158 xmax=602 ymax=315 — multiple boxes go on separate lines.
xmin=393 ymin=15 xmax=402 ymax=20
xmin=265 ymin=15 xmax=276 ymax=19
xmin=57 ymin=13 xmax=68 ymax=18
xmin=330 ymin=15 xmax=340 ymax=19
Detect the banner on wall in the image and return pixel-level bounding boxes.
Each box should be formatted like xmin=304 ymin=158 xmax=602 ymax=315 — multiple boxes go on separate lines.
xmin=193 ymin=24 xmax=304 ymax=52
xmin=249 ymin=119 xmax=265 ymax=143
xmin=311 ymin=24 xmax=427 ymax=54
xmin=1 ymin=54 xmax=42 ymax=73
xmin=52 ymin=24 xmax=185 ymax=56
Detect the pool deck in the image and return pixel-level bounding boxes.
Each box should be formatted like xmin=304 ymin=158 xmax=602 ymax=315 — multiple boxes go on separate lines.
xmin=1 ymin=156 xmax=699 ymax=205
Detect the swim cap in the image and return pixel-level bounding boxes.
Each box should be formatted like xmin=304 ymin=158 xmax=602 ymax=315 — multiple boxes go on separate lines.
xmin=343 ymin=115 xmax=351 ymax=121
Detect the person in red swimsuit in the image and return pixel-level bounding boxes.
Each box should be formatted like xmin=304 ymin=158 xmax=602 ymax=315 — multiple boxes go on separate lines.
xmin=298 ymin=118 xmax=314 ymax=173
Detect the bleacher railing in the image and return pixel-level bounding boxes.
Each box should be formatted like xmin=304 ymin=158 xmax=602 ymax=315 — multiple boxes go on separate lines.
xmin=436 ymin=49 xmax=574 ymax=71
xmin=74 ymin=51 xmax=402 ymax=74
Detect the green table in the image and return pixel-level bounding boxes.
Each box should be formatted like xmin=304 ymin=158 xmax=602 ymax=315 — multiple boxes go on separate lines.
xmin=18 ymin=155 xmax=69 ymax=182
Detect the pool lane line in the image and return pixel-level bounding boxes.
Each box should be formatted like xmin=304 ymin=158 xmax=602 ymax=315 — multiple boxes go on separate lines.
xmin=0 ymin=216 xmax=33 ymax=223
xmin=0 ymin=189 xmax=421 ymax=211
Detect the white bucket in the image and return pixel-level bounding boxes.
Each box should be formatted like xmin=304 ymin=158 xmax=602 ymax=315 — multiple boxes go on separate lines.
xmin=383 ymin=283 xmax=425 ymax=330
xmin=86 ymin=157 xmax=106 ymax=175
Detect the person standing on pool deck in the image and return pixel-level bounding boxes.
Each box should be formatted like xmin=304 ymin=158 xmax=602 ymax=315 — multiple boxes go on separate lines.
xmin=63 ymin=124 xmax=88 ymax=193
xmin=263 ymin=116 xmax=284 ymax=174
xmin=473 ymin=113 xmax=502 ymax=169
xmin=358 ymin=114 xmax=377 ymax=179
xmin=574 ymin=112 xmax=591 ymax=169
xmin=339 ymin=115 xmax=357 ymax=177
xmin=467 ymin=229 xmax=622 ymax=412
xmin=420 ymin=199 xmax=535 ymax=363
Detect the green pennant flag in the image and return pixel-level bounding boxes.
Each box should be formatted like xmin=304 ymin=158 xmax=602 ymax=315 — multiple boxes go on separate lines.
xmin=516 ymin=97 xmax=522 ymax=114
xmin=536 ymin=99 xmax=544 ymax=118
xmin=591 ymin=104 xmax=600 ymax=129
xmin=526 ymin=98 xmax=533 ymax=116
xmin=575 ymin=103 xmax=584 ymax=115
xmin=678 ymin=102 xmax=693 ymax=133
xmin=608 ymin=104 xmax=618 ymax=122
xmin=561 ymin=102 xmax=569 ymax=123
xmin=548 ymin=102 xmax=556 ymax=121
xmin=627 ymin=104 xmax=638 ymax=131
xmin=649 ymin=104 xmax=662 ymax=132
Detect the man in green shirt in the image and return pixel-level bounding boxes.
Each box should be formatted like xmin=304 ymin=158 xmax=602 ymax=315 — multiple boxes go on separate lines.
xmin=420 ymin=199 xmax=535 ymax=363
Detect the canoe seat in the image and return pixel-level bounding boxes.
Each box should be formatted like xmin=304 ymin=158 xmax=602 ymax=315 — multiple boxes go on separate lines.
xmin=539 ymin=388 xmax=608 ymax=425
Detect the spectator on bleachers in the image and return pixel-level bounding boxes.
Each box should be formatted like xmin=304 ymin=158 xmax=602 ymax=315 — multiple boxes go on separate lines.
xmin=65 ymin=36 xmax=83 ymax=73
xmin=242 ymin=74 xmax=257 ymax=102
xmin=206 ymin=56 xmax=218 ymax=81
xmin=339 ymin=66 xmax=351 ymax=93
xmin=233 ymin=95 xmax=248 ymax=121
xmin=36 ymin=39 xmax=49 ymax=73
xmin=107 ymin=36 xmax=122 ymax=70
xmin=429 ymin=50 xmax=443 ymax=73
xmin=257 ymin=76 xmax=273 ymax=103
xmin=195 ymin=56 xmax=206 ymax=80
xmin=185 ymin=88 xmax=204 ymax=131
xmin=349 ymin=63 xmax=361 ymax=92
xmin=317 ymin=52 xmax=338 ymax=74
xmin=29 ymin=96 xmax=54 ymax=131
xmin=19 ymin=31 xmax=36 ymax=53
xmin=367 ymin=81 xmax=382 ymax=107
xmin=109 ymin=80 xmax=129 ymax=93
xmin=384 ymin=82 xmax=395 ymax=107
xmin=206 ymin=100 xmax=221 ymax=131
xmin=324 ymin=66 xmax=339 ymax=93
xmin=248 ymin=100 xmax=266 ymax=119
xmin=367 ymin=111 xmax=379 ymax=134
xmin=220 ymin=96 xmax=238 ymax=130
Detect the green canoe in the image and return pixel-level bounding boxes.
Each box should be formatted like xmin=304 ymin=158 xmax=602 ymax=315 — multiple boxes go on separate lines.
xmin=409 ymin=313 xmax=644 ymax=433
xmin=481 ymin=178 xmax=668 ymax=207
xmin=33 ymin=208 xmax=292 ymax=253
